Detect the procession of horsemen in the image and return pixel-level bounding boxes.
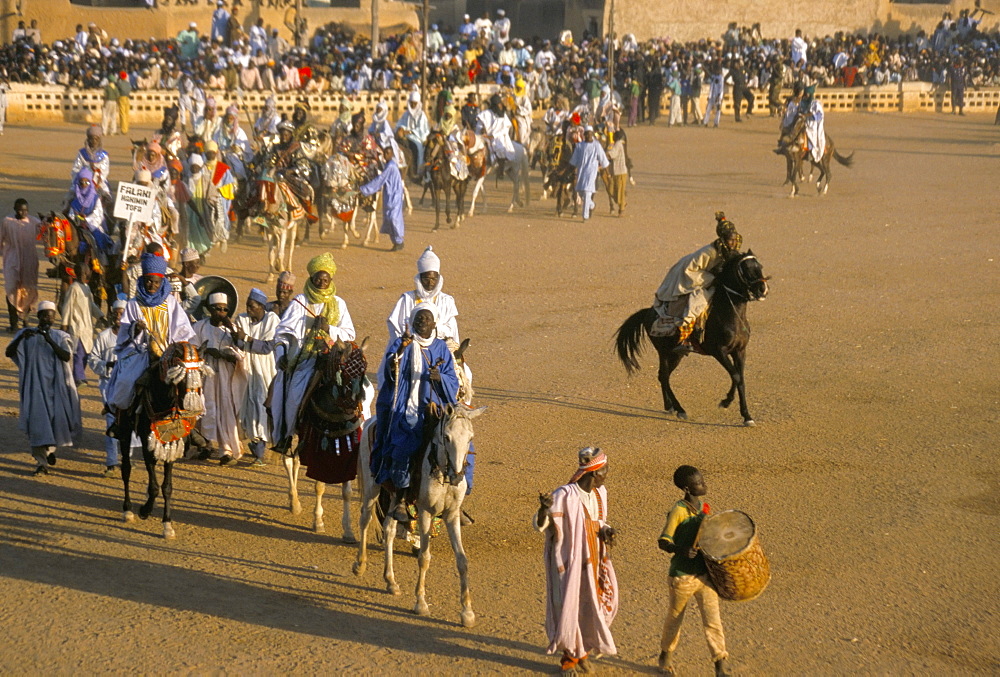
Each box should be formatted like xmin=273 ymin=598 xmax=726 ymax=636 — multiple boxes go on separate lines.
xmin=10 ymin=63 xmax=880 ymax=674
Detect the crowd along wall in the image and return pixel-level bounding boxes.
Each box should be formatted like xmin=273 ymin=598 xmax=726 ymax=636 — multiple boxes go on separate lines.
xmin=1 ymin=0 xmax=417 ymax=46
xmin=607 ymin=0 xmax=1000 ymax=43
xmin=5 ymin=82 xmax=999 ymax=128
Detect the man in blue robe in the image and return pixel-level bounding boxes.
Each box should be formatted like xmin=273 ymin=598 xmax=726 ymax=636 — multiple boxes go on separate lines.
xmin=569 ymin=126 xmax=609 ymax=222
xmin=372 ymin=304 xmax=459 ymax=516
xmin=360 ymin=146 xmax=406 ymax=252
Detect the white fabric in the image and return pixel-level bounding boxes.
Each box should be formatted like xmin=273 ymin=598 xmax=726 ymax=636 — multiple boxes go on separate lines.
xmin=208 ymin=292 xmax=227 ymax=306
xmin=476 ymin=109 xmax=515 ymax=162
xmin=194 ymin=318 xmax=247 ymax=456
xmin=387 ymin=284 xmax=459 ymax=344
xmin=59 ymin=281 xmax=103 ymax=353
xmin=38 ymin=300 xmax=57 ymax=313
xmin=234 ymin=311 xmax=278 ymax=443
xmin=804 ymin=99 xmax=826 ymax=163
xmin=416 ymin=245 xmax=440 ymax=273
xmin=405 ymin=304 xmax=437 ymax=426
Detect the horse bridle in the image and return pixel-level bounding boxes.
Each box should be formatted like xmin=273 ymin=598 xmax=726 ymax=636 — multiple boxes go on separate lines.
xmin=428 ymin=413 xmax=469 ymax=487
xmin=723 ymin=254 xmax=768 ymax=303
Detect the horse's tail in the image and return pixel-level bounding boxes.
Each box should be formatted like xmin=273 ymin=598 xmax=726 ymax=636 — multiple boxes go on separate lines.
xmin=615 ymin=307 xmax=654 ymax=375
xmin=833 ymin=149 xmax=854 ymax=168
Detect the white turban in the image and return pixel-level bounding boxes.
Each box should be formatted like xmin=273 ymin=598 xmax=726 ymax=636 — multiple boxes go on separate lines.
xmin=37 ymin=300 xmax=57 ymax=313
xmin=181 ymin=248 xmax=199 ymax=263
xmin=416 ymin=245 xmax=440 ymax=274
xmin=208 ymin=292 xmax=228 ymax=306
xmin=188 ymin=153 xmax=204 ymax=168
xmin=408 ymin=90 xmax=421 ymax=104
xmin=112 ymin=299 xmax=128 ymax=310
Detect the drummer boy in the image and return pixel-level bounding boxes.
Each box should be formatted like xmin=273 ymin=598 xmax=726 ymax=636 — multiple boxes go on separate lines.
xmin=656 ymin=465 xmax=731 ymax=677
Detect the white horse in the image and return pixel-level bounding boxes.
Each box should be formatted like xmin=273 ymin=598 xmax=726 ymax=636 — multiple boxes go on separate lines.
xmin=467 ymin=139 xmax=530 ymax=216
xmin=281 ymin=454 xmax=357 ymax=542
xmin=353 ymin=404 xmax=485 ymax=627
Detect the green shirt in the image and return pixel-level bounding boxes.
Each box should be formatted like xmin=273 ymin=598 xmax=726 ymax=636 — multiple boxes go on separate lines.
xmin=658 ymin=500 xmax=708 ymax=577
xmin=116 ymin=78 xmax=132 ymax=98
xmin=103 ymin=81 xmax=118 ymax=102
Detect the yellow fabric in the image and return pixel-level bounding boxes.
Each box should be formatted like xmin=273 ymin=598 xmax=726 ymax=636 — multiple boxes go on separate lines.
xmin=303 ymin=252 xmax=340 ymax=327
xmin=139 ymin=302 xmax=169 ymax=356
xmin=306 ymin=252 xmax=337 ymax=277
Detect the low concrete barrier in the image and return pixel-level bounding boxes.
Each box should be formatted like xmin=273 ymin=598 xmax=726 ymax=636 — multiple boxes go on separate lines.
xmin=5 ymin=82 xmax=998 ymax=128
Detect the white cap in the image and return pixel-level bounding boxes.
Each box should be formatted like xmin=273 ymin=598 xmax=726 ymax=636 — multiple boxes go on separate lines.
xmin=38 ymin=300 xmax=57 ymax=313
xmin=180 ymin=247 xmax=199 ymax=263
xmin=416 ymin=245 xmax=440 ymax=274
xmin=208 ymin=292 xmax=228 ymax=306
xmin=408 ymin=90 xmax=421 ymax=103
xmin=188 ymin=153 xmax=204 ymax=167
xmin=189 ymin=22 xmax=197 ymax=29
xmin=112 ymin=299 xmax=128 ymax=310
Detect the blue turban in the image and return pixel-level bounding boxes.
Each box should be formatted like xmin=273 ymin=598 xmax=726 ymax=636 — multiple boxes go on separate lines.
xmin=248 ymin=287 xmax=268 ymax=305
xmin=141 ymin=252 xmax=168 ymax=277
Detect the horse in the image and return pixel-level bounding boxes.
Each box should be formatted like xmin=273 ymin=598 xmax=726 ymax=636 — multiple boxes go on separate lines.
xmin=317 ymin=152 xmax=364 ymax=249
xmin=43 ymin=212 xmax=118 ymax=312
xmin=116 ymin=341 xmax=209 ymax=539
xmin=463 ymin=130 xmax=491 ymax=217
xmin=543 ymin=131 xmax=579 ymax=217
xmin=353 ymin=403 xmax=486 ymax=627
xmin=248 ymin=161 xmax=306 ymax=281
xmin=499 ymin=142 xmax=531 ymax=213
xmin=281 ymin=337 xmax=372 ymax=542
xmin=775 ymin=116 xmax=854 ymax=197
xmin=614 ymin=252 xmax=769 ymax=426
xmin=421 ymin=130 xmax=469 ymax=231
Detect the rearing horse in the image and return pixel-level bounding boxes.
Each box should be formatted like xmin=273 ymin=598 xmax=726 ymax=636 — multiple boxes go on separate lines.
xmin=615 ymin=252 xmax=769 ymax=426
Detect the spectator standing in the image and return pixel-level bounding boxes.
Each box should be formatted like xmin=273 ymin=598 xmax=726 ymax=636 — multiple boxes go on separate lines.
xmin=116 ymin=71 xmax=132 ymax=135
xmin=0 ymin=78 xmax=7 ymax=135
xmin=1 ymin=199 xmax=40 ymax=331
xmin=605 ymin=130 xmax=628 ymax=216
xmin=101 ymin=75 xmax=119 ymax=136
xmin=949 ymin=58 xmax=966 ymax=115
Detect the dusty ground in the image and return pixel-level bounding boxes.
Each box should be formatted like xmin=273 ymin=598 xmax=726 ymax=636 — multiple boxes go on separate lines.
xmin=1 ymin=111 xmax=998 ymax=675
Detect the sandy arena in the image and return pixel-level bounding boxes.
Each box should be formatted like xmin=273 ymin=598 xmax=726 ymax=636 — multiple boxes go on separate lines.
xmin=0 ymin=111 xmax=998 ymax=674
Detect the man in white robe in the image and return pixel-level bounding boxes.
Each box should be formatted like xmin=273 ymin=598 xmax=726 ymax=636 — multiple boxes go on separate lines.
xmin=89 ymin=299 xmax=140 ymax=475
xmin=233 ymin=288 xmax=279 ymax=465
xmin=59 ymin=262 xmax=104 ymax=385
xmin=396 ymin=91 xmax=430 ymax=180
xmin=569 ymin=126 xmax=609 ymax=221
xmin=534 ymin=447 xmax=618 ymax=673
xmin=802 ymin=86 xmax=826 ymax=163
xmin=477 ymin=94 xmax=516 ymax=164
xmin=270 ymin=253 xmax=356 ymax=452
xmin=108 ymin=253 xmax=196 ymax=413
xmin=650 ymin=214 xmax=742 ymax=350
xmin=6 ymin=301 xmax=81 ymax=475
xmin=193 ymin=292 xmax=246 ymax=464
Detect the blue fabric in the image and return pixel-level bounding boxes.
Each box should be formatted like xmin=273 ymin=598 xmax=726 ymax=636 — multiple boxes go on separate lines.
xmin=140 ymin=252 xmax=168 ymax=277
xmin=360 ymin=159 xmax=405 ymax=245
xmin=71 ymin=167 xmax=99 ymax=214
xmin=135 ymin=276 xmax=170 ymax=307
xmin=371 ymin=337 xmax=459 ymax=489
xmin=465 ymin=441 xmax=475 ymax=495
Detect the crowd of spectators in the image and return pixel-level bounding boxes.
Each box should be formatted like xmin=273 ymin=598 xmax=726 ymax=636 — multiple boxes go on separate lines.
xmin=1 ymin=8 xmax=999 ymax=107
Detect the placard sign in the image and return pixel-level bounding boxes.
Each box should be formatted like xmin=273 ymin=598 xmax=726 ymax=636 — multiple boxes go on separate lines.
xmin=113 ymin=181 xmax=156 ymax=222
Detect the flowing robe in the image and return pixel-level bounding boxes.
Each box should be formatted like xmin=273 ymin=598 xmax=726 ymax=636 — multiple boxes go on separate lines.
xmin=534 ymin=483 xmax=618 ymax=660
xmin=396 ymin=108 xmax=430 ymax=169
xmin=650 ymin=243 xmax=723 ymax=339
xmin=214 ymin=125 xmax=252 ymax=180
xmin=193 ymin=318 xmax=247 ymax=457
xmin=804 ymin=99 xmax=826 ymax=163
xmin=12 ymin=328 xmax=81 ymax=447
xmin=108 ymin=294 xmax=196 ymax=410
xmin=387 ymin=288 xmax=459 ymax=344
xmin=234 ymin=311 xmax=278 ymax=444
xmin=371 ymin=336 xmax=458 ymax=489
xmin=569 ymin=140 xmax=609 ymax=193
xmin=0 ymin=215 xmax=40 ymax=315
xmin=476 ymin=109 xmax=515 ymax=162
xmin=359 ymin=159 xmax=405 ymax=245
xmin=71 ymin=148 xmax=111 ymax=197
xmin=270 ymin=294 xmax=355 ymax=445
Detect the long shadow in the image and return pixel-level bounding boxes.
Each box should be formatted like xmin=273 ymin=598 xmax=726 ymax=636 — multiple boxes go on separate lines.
xmin=473 ymin=386 xmax=739 ymax=428
xmin=0 ymin=534 xmax=553 ymax=672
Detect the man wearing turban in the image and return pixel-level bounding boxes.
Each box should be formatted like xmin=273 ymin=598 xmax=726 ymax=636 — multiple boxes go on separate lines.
xmin=233 ymin=288 xmax=279 ymax=465
xmin=649 ymin=212 xmax=743 ymax=351
xmin=534 ymin=447 xmax=618 ymax=673
xmin=270 ymin=253 xmax=357 ymax=452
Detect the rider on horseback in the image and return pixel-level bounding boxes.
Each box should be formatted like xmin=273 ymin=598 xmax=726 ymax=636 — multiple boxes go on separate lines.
xmin=272 ymin=119 xmax=318 ymax=222
xmin=649 ymin=212 xmax=743 ymax=353
xmin=477 ymin=93 xmax=516 ymax=178
xmin=372 ymin=304 xmax=460 ymax=522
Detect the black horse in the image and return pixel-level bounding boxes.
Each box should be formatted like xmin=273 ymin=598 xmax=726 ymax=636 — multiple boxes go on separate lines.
xmin=615 ymin=252 xmax=769 ymax=426
xmin=117 ymin=341 xmax=208 ymax=539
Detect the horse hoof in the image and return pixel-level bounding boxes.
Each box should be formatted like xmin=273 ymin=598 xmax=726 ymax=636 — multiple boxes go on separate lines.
xmin=290 ymin=500 xmax=302 ymax=516
xmin=744 ymin=419 xmax=756 ymax=427
xmin=719 ymin=399 xmax=733 ymax=409
xmin=123 ymin=511 xmax=136 ymax=523
xmin=676 ymin=412 xmax=689 ymax=421
xmin=138 ymin=505 xmax=152 ymax=520
xmin=341 ymin=534 xmax=358 ymax=545
xmin=461 ymin=610 xmax=476 ymax=628
xmin=340 ymin=241 xmax=348 ymax=250
xmin=352 ymin=561 xmax=366 ymax=577
xmin=314 ymin=521 xmax=325 ymax=534
xmin=163 ymin=522 xmax=176 ymax=540
xmin=388 ymin=583 xmax=401 ymax=596
xmin=414 ymin=602 xmax=430 ymax=616
xmin=507 ymin=204 xmax=514 ymax=213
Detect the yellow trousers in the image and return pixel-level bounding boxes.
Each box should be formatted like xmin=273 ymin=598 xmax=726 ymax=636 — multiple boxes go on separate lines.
xmin=118 ymin=97 xmax=130 ymax=134
xmin=660 ymin=574 xmax=728 ymax=661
